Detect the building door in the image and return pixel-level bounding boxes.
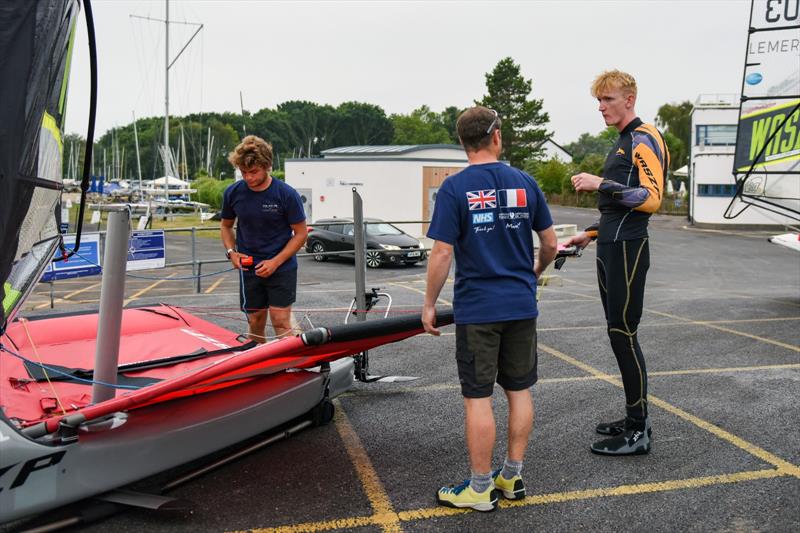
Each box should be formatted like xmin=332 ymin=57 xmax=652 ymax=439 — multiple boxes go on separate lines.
xmin=422 ymin=166 xmax=463 ymax=234
xmin=296 ymin=188 xmax=312 ymax=222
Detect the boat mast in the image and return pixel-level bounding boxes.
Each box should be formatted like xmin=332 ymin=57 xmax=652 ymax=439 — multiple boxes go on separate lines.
xmin=133 ymin=111 xmax=143 ymax=196
xmin=164 ymin=0 xmax=169 ymax=199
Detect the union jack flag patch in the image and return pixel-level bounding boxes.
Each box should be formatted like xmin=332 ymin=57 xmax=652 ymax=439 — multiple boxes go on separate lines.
xmin=466 ymin=189 xmax=496 ymax=210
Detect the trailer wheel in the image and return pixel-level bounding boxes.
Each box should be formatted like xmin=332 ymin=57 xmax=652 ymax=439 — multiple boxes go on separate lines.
xmin=311 ymin=399 xmax=335 ymax=426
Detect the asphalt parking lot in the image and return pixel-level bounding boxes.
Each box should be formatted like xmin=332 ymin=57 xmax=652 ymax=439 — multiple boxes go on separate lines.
xmin=8 ymin=206 xmax=800 ymax=532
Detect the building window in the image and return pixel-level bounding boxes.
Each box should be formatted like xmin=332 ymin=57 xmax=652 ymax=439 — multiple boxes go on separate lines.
xmin=698 ymin=184 xmax=737 ymax=197
xmin=696 ymin=125 xmax=737 ymax=146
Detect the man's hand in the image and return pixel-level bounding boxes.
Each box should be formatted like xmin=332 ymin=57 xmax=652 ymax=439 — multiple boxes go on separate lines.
xmin=422 ymin=304 xmax=440 ymax=336
xmin=229 ymin=252 xmax=242 ymax=270
xmin=255 ymin=258 xmax=280 ymax=278
xmin=571 ymin=172 xmax=603 ymax=192
xmin=563 ymin=231 xmax=593 ymax=250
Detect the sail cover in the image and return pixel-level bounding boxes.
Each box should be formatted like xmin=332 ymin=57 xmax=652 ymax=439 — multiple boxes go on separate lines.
xmin=727 ymin=0 xmax=800 ymax=221
xmin=0 ymin=0 xmax=80 ymax=331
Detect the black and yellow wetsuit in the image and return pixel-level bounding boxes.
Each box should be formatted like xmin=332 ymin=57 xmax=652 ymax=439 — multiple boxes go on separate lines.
xmin=587 ymin=117 xmax=669 ymax=422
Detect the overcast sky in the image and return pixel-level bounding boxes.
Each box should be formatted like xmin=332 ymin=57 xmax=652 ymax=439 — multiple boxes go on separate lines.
xmin=63 ymin=0 xmax=751 ymax=145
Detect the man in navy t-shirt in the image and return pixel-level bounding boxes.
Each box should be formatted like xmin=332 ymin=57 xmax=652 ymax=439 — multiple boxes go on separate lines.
xmin=424 ymin=107 xmax=557 ymax=512
xmin=220 ymin=135 xmax=307 ymax=342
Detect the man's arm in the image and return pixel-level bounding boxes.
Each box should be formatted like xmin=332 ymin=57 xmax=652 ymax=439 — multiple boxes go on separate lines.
xmin=571 ymin=136 xmax=666 ymax=214
xmin=534 ymin=225 xmax=558 ymax=279
xmin=254 ymin=220 xmax=308 ymax=278
xmin=220 ymin=218 xmax=242 ymax=269
xmin=422 ymin=240 xmax=453 ymax=336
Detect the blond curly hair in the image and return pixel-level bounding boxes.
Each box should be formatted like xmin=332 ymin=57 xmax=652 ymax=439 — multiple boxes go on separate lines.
xmin=228 ymin=135 xmax=273 ymax=170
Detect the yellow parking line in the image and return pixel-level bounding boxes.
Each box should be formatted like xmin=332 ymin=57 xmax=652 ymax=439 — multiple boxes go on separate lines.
xmin=332 ymin=401 xmax=402 ymax=532
xmin=539 ymin=343 xmax=800 ymax=477
xmin=403 ymin=469 xmax=785 ymax=520
xmin=204 ymin=277 xmax=224 ymax=294
xmin=343 ymin=363 xmax=800 ymax=398
xmin=34 ymin=281 xmax=101 ymax=309
xmin=649 ymin=363 xmax=800 ymax=377
xmin=123 ymin=273 xmax=176 ymax=306
xmin=539 ymin=316 xmax=800 ymax=332
xmin=242 ymin=468 xmax=786 ymax=531
xmin=388 ymin=281 xmax=451 ymax=306
xmin=648 ymin=309 xmax=800 ymax=353
xmin=542 ymin=289 xmax=799 ymax=352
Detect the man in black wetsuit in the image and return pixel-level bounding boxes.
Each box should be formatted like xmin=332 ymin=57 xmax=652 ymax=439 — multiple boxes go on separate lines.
xmin=564 ymin=70 xmax=669 ymax=456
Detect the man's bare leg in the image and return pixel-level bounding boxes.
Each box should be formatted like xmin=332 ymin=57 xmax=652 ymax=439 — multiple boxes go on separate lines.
xmin=504 ymin=388 xmax=533 ymax=462
xmin=247 ymin=309 xmax=268 ymax=343
xmin=269 ymin=305 xmax=294 ymax=338
xmin=464 ymin=396 xmax=495 ymax=473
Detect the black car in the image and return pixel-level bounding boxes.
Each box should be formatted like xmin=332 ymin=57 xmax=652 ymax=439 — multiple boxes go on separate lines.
xmin=306 ymin=218 xmax=425 ymax=268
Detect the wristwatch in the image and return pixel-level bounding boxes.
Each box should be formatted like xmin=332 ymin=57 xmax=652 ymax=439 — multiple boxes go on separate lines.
xmin=225 ymin=248 xmax=235 ymax=259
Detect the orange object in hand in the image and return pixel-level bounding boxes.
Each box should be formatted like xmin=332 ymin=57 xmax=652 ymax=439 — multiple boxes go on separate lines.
xmin=240 ymin=255 xmax=254 ymax=268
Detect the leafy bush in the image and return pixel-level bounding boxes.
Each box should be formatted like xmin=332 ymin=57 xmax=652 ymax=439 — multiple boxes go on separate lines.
xmin=526 ymin=157 xmax=572 ymax=196
xmin=194 ymin=177 xmax=234 ymax=209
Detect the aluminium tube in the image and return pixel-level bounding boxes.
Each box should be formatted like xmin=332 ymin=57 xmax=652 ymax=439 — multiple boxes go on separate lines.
xmin=91 ymin=208 xmax=130 ymax=403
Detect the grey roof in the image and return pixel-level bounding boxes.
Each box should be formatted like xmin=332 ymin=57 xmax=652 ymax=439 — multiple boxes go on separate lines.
xmin=321 ymin=144 xmax=462 ymax=156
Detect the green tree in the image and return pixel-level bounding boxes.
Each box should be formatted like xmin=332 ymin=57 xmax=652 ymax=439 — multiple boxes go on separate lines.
xmin=476 ymin=57 xmax=551 ymax=167
xmin=564 ymin=127 xmax=617 ymax=164
xmin=656 ymin=100 xmax=692 ymax=170
xmin=277 ymin=101 xmax=339 ymax=158
xmin=434 ymin=106 xmax=462 ymax=144
xmin=391 ymin=106 xmax=451 ymax=145
xmin=336 ymin=101 xmax=393 ymax=146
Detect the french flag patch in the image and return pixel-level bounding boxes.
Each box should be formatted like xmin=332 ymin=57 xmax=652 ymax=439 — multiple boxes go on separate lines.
xmin=499 ymin=189 xmax=527 ymax=208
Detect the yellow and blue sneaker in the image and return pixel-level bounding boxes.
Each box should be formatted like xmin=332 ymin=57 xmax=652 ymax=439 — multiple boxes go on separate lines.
xmin=436 ymin=479 xmax=499 ymax=512
xmin=492 ymin=469 xmax=525 ymax=500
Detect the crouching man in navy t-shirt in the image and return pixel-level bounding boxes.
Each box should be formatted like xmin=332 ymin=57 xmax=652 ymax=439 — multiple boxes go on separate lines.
xmin=221 ymin=135 xmax=307 ymax=342
xmin=424 ymin=107 xmax=557 ymax=512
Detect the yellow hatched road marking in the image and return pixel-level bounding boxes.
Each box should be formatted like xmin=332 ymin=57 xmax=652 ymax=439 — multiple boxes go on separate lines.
xmin=204 ymin=277 xmax=224 ymax=294
xmin=539 ymin=343 xmax=800 ymax=478
xmin=34 ymin=281 xmax=101 ymax=309
xmin=123 ymin=273 xmax=176 ymax=306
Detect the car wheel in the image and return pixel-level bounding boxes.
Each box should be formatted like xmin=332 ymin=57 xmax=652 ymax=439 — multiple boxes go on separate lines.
xmin=365 ymin=250 xmax=382 ymax=268
xmin=311 ymin=241 xmax=327 ymax=262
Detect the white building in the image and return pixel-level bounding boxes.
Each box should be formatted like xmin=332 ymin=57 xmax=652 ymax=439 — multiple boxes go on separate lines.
xmin=285 ymin=145 xmax=468 ymax=237
xmin=536 ymin=138 xmax=573 ymax=163
xmin=689 ymin=94 xmax=797 ymax=227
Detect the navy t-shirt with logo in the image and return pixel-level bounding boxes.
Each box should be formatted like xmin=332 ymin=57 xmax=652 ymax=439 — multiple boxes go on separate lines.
xmin=221 ymin=178 xmax=306 ymax=273
xmin=427 ymin=162 xmax=553 ymax=324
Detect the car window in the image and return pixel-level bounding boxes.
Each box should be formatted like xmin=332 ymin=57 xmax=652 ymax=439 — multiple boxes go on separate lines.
xmin=326 ymin=224 xmax=343 ymax=234
xmin=343 ymin=224 xmax=354 ymax=236
xmin=366 ymin=223 xmax=403 ymax=236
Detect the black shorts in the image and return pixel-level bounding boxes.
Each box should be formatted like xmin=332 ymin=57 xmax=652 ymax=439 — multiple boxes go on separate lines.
xmin=455 ymin=318 xmax=538 ymax=398
xmin=239 ymin=268 xmax=297 ymax=312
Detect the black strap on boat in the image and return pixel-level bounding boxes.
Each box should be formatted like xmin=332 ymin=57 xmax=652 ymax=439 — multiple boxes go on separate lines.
xmin=23 ymin=340 xmax=257 ymax=384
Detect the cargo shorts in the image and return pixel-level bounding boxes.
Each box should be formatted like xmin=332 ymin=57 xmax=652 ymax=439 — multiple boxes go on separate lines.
xmin=455 ymin=318 xmax=538 ymax=398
